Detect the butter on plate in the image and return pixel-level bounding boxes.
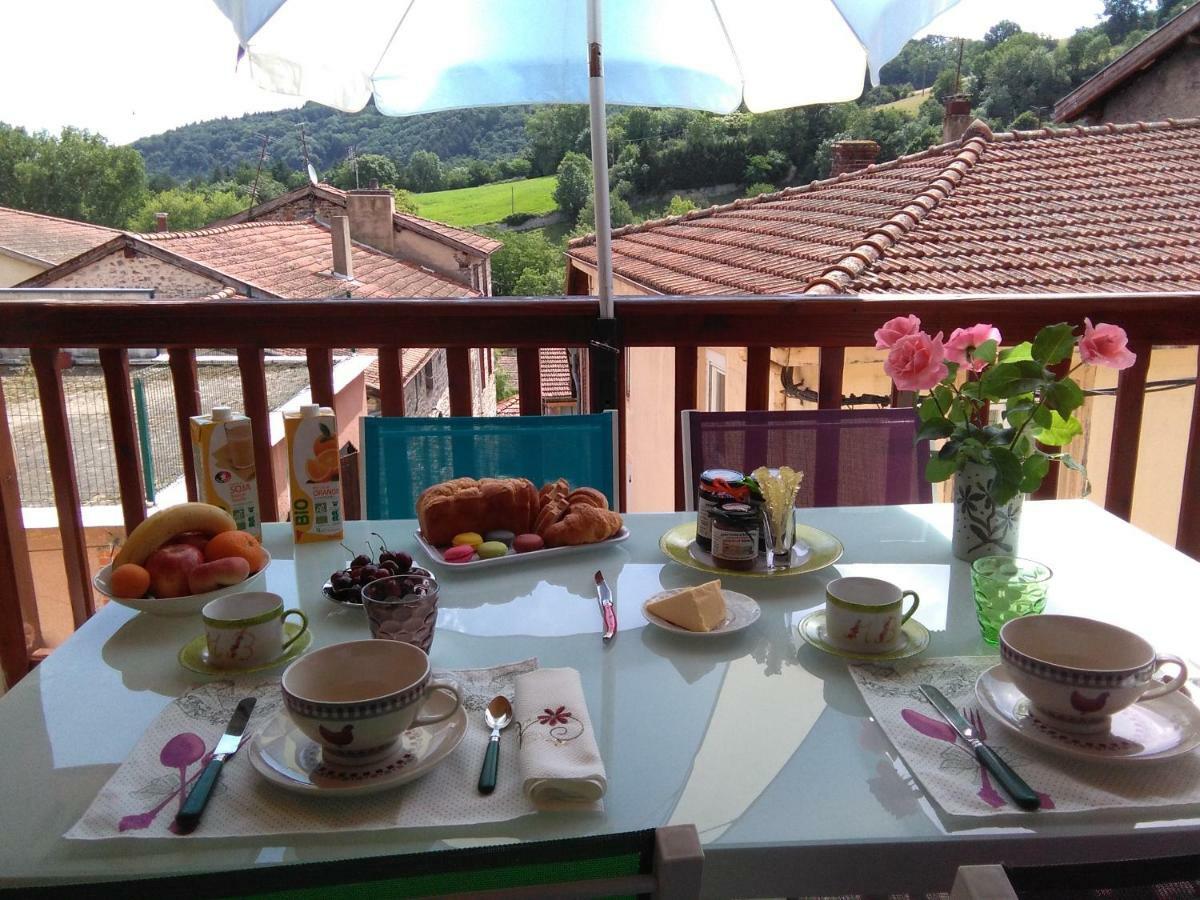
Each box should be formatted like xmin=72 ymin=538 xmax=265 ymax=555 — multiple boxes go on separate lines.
xmin=645 ymin=580 xmax=727 ymax=632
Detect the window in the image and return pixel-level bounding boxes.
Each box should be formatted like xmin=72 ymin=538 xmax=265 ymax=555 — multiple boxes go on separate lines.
xmin=422 ymin=360 xmax=434 ymax=392
xmin=707 ymin=363 xmax=726 ymax=412
xmin=544 ymin=400 xmax=578 ymax=416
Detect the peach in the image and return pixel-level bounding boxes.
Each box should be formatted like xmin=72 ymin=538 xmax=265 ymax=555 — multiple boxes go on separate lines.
xmin=110 ymin=563 xmax=151 ymax=599
xmin=145 ymin=544 xmax=205 ymax=598
xmin=188 ymin=556 xmax=250 ymax=594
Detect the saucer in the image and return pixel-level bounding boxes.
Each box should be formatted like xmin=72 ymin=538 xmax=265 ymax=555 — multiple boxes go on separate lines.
xmin=248 ymin=699 xmax=468 ymax=796
xmin=975 ymin=664 xmax=1200 ymax=763
xmin=178 ymin=622 xmax=312 ymax=676
xmin=642 ymin=588 xmax=761 ymax=636
xmin=797 ymin=610 xmax=929 ymax=661
xmin=660 ymin=521 xmax=843 ymax=578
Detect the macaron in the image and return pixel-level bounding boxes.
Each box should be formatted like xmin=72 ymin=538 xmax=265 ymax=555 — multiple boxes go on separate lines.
xmin=513 ymin=533 xmax=544 ymax=553
xmin=451 ymin=532 xmax=483 ymax=548
xmin=443 ymin=544 xmax=476 ymax=563
xmin=484 ymin=529 xmax=516 ymax=548
xmin=476 ymin=541 xmax=509 ymax=560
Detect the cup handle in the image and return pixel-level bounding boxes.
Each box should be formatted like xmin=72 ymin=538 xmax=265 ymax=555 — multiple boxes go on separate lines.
xmin=414 ymin=682 xmax=461 ymax=726
xmin=280 ymin=610 xmax=309 ymax=652
xmin=899 ymin=590 xmax=920 ymax=624
xmin=1140 ymin=654 xmax=1188 ymax=701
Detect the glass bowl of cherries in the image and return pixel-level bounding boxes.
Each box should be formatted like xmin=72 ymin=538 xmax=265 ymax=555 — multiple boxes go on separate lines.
xmin=324 ymin=533 xmax=432 ymax=605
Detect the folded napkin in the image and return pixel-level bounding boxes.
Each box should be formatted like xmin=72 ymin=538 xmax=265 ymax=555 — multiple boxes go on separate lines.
xmin=513 ymin=667 xmax=607 ymax=809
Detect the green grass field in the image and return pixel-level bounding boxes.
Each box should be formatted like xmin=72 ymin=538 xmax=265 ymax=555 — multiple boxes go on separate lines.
xmin=876 ymin=91 xmax=931 ymax=114
xmin=413 ymin=175 xmax=558 ymax=226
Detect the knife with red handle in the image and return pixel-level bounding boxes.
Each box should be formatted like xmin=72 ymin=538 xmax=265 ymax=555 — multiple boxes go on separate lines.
xmin=594 ymin=570 xmax=616 ymax=641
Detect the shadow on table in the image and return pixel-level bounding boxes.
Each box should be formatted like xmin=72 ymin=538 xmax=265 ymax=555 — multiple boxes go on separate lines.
xmin=101 ymin=614 xmax=204 ymax=695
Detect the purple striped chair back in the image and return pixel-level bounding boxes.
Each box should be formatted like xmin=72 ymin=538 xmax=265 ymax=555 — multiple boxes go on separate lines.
xmin=682 ymin=408 xmax=931 ymax=510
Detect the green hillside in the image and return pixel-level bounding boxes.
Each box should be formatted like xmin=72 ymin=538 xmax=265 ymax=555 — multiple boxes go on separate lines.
xmin=876 ymin=91 xmax=931 ymax=114
xmin=414 ymin=176 xmax=557 ymax=226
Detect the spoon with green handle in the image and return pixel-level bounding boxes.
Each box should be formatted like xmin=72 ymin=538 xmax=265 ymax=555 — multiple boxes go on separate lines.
xmin=478 ymin=695 xmax=513 ymax=794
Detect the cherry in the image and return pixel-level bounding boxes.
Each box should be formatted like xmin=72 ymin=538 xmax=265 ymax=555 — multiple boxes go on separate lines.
xmin=351 ymin=554 xmax=372 ymax=569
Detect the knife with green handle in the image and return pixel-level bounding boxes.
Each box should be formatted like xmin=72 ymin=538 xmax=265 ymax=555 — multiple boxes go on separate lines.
xmin=175 ymin=697 xmax=256 ymax=834
xmin=919 ymin=684 xmax=1040 ymax=811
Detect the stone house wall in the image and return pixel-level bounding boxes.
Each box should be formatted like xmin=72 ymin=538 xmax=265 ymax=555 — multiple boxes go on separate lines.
xmin=49 ymin=252 xmax=223 ymax=296
xmin=1090 ymin=42 xmax=1200 ymax=123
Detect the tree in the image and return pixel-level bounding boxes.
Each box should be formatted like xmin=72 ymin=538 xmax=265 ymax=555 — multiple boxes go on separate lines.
xmin=406 ymin=150 xmax=444 ymax=192
xmin=554 ymin=151 xmax=593 ymax=220
xmin=128 ymin=188 xmax=246 ymax=232
xmin=393 ymin=189 xmax=420 ymax=215
xmin=484 ymin=229 xmax=564 ymax=297
xmin=327 ymin=153 xmax=400 ymax=190
xmin=524 ymin=105 xmax=589 ymax=175
xmin=494 ymin=352 xmax=518 ymax=399
xmin=984 ymin=21 xmax=1022 ymax=49
xmin=1104 ymin=0 xmax=1151 ymax=40
xmin=575 ymin=192 xmax=634 ymax=234
xmin=744 ymin=150 xmax=788 ymax=185
xmin=978 ymin=32 xmax=1070 ymax=126
xmin=745 ymin=182 xmax=777 ymax=197
xmin=0 ymin=125 xmax=147 ymax=227
xmin=666 ymin=195 xmax=698 ymax=216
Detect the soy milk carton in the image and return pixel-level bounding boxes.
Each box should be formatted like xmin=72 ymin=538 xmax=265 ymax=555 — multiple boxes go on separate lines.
xmin=189 ymin=406 xmax=261 ymax=537
xmin=284 ymin=404 xmax=343 ymax=543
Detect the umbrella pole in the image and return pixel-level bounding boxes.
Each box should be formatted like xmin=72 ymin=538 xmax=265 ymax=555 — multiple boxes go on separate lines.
xmin=586 ymin=0 xmax=621 ymax=424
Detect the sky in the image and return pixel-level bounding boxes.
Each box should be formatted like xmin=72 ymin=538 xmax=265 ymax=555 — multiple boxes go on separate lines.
xmin=0 ymin=0 xmax=1107 ymax=146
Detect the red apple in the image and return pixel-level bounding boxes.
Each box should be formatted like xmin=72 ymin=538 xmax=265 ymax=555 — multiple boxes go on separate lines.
xmin=167 ymin=531 xmax=211 ymax=551
xmin=187 ymin=557 xmax=250 ymax=594
xmin=144 ymin=544 xmax=205 ymax=598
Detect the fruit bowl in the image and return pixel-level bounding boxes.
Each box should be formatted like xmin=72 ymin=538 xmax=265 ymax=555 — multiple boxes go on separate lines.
xmin=92 ymin=551 xmax=272 ymax=617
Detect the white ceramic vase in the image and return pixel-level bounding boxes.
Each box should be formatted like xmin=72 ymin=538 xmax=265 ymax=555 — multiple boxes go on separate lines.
xmin=951 ymin=461 xmax=1023 ymax=562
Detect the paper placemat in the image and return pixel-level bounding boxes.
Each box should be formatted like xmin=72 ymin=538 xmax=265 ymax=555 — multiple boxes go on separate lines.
xmin=68 ymin=659 xmax=550 ymax=839
xmin=851 ymin=657 xmax=1200 ymax=816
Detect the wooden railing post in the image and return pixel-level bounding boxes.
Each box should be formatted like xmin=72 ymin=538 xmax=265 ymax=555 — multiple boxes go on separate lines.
xmin=745 ymin=346 xmax=770 ymax=410
xmin=305 ymin=349 xmax=335 ymax=409
xmin=377 ymin=347 xmax=406 ymax=416
xmin=99 ymin=349 xmax=147 ymax=535
xmin=446 ymin=347 xmax=474 ymax=416
xmin=167 ymin=348 xmax=202 ymax=502
xmin=818 ymin=347 xmax=845 ymax=409
xmin=1177 ymin=346 xmax=1200 ymax=559
xmin=516 ymin=348 xmax=542 ymax=416
xmin=237 ymin=348 xmax=279 ymax=522
xmin=1105 ymin=341 xmax=1152 ymax=522
xmin=674 ymin=346 xmax=698 ymax=511
xmin=29 ymin=348 xmax=94 ymax=628
xmin=0 ymin=376 xmax=36 ymax=687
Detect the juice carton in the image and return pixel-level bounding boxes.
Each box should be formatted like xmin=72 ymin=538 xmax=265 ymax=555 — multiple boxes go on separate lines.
xmin=189 ymin=406 xmax=261 ymax=537
xmin=284 ymin=404 xmax=343 ymax=543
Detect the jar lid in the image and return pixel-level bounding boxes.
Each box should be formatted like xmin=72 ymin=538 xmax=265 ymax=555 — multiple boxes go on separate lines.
xmin=712 ymin=501 xmax=757 ymax=523
xmin=700 ymin=468 xmax=744 ymax=486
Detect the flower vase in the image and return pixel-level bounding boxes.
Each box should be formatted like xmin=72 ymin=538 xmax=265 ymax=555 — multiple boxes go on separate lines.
xmin=952 ymin=462 xmax=1023 ymax=562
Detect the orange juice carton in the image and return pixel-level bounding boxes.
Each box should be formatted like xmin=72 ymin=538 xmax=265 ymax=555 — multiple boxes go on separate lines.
xmin=189 ymin=406 xmax=261 ymax=537
xmin=284 ymin=404 xmax=343 ymax=543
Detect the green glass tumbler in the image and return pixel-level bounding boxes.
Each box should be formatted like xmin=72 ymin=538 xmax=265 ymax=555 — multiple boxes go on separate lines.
xmin=971 ymin=556 xmax=1052 ymax=645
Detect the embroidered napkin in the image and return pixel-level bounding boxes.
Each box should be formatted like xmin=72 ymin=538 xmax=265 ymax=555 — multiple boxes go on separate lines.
xmin=513 ymin=667 xmax=606 ymax=810
xmin=67 ymin=659 xmax=541 ymax=839
xmin=851 ymin=657 xmax=1200 ymax=816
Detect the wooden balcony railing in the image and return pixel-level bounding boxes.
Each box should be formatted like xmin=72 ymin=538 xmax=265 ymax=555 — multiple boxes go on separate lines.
xmin=2 ymin=291 xmax=1199 ymax=688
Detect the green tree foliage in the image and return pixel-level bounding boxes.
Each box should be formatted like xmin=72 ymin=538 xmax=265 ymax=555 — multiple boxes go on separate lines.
xmin=525 ymin=106 xmax=589 ymax=175
xmin=575 ymin=192 xmax=635 ymax=233
xmin=985 ymin=20 xmax=1022 ymax=48
xmin=666 ymin=195 xmax=698 ymax=216
xmin=484 ymin=229 xmax=565 ymax=297
xmin=0 ymin=125 xmax=147 ymax=227
xmin=553 ymin=152 xmax=593 ymax=219
xmin=744 ymin=150 xmax=789 ymax=185
xmin=1104 ymin=0 xmax=1152 ymax=39
xmin=128 ymin=187 xmax=246 ymax=232
xmin=393 ymin=189 xmax=420 ymax=214
xmin=978 ymin=32 xmax=1070 ymax=124
xmin=745 ymin=182 xmax=777 ymax=197
xmin=406 ymin=150 xmax=444 ymax=192
xmin=327 ymin=153 xmax=400 ymax=190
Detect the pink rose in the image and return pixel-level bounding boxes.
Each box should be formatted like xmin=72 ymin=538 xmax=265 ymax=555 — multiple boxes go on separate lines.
xmin=1079 ymin=318 xmax=1137 ymax=369
xmin=884 ymin=331 xmax=949 ymax=392
xmin=944 ymin=323 xmax=1002 ymax=372
xmin=874 ymin=315 xmax=922 ymax=350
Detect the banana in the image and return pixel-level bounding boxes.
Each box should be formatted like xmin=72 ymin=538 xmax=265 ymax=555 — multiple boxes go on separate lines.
xmin=114 ymin=503 xmax=237 ymax=568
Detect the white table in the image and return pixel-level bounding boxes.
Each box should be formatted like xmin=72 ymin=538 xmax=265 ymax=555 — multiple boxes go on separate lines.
xmin=1 ymin=502 xmax=1198 ymax=897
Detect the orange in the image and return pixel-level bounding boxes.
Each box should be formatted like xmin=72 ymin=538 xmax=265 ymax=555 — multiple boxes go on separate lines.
xmin=203 ymin=530 xmax=268 ymax=573
xmin=305 ymin=448 xmax=339 ymax=483
xmin=111 ymin=563 xmax=151 ymax=599
xmin=312 ymin=434 xmax=338 ymax=456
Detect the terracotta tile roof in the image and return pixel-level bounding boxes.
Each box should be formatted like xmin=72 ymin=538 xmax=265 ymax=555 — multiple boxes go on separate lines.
xmin=495 ymin=348 xmax=575 ymax=401
xmin=497 ymin=394 xmax=521 ymax=416
xmin=0 ymin=206 xmax=118 ymax=266
xmin=567 ymin=117 xmax=1200 ymax=296
xmin=1055 ymin=4 xmax=1200 ymax=123
xmin=134 ymin=220 xmax=476 ymax=299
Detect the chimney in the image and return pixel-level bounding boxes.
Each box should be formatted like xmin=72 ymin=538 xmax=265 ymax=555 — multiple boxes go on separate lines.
xmin=829 ymin=140 xmax=880 ymax=176
xmin=943 ymin=94 xmax=973 ymax=144
xmin=155 ymin=212 xmax=169 ymax=232
xmin=345 ymin=187 xmax=395 ymax=256
xmin=330 ymin=215 xmax=354 ymax=280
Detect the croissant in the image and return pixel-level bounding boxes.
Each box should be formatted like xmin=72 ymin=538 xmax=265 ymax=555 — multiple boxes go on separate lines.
xmin=541 ymin=505 xmax=623 ymax=547
xmin=566 ymin=487 xmax=608 ymax=509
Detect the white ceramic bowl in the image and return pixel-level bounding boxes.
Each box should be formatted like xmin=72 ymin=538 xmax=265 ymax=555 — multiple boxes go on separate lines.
xmin=92 ymin=550 xmax=272 ymax=617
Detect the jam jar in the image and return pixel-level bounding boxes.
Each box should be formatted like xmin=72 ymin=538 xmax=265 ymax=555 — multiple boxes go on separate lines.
xmin=710 ymin=502 xmax=760 ymax=571
xmin=696 ymin=468 xmax=745 ymax=551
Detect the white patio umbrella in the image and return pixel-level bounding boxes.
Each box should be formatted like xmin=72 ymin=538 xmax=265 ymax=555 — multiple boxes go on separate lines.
xmin=214 ymin=0 xmax=961 ymax=320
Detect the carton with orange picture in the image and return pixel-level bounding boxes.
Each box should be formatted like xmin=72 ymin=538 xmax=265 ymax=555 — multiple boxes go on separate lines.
xmin=189 ymin=406 xmax=261 ymax=537
xmin=284 ymin=404 xmax=343 ymax=544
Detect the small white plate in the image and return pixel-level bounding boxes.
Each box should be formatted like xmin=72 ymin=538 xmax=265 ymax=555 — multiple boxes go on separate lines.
xmin=797 ymin=610 xmax=930 ymax=662
xmin=642 ymin=588 xmax=761 ymax=636
xmin=248 ymin=697 xmax=468 ymax=796
xmin=975 ymin=664 xmax=1200 ymax=763
xmin=93 ymin=552 xmax=272 ymax=617
xmin=415 ymin=527 xmax=629 ymax=570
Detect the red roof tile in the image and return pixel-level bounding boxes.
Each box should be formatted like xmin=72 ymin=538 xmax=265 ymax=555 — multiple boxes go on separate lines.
xmin=568 ymin=118 xmax=1200 ymax=296
xmin=0 ymin=206 xmax=118 ymax=266
xmin=497 ymin=394 xmax=521 ymax=416
xmin=494 ymin=348 xmax=575 ymax=401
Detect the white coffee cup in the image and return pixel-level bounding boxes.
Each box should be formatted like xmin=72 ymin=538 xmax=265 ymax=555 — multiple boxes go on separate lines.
xmin=824 ymin=576 xmax=919 ymax=653
xmin=202 ymin=591 xmax=308 ymax=669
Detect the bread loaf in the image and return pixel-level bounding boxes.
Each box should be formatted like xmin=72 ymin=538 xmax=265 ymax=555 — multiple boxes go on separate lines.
xmin=417 ymin=477 xmax=539 ymax=546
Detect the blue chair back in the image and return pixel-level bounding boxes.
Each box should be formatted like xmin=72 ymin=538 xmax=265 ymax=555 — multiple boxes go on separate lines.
xmin=362 ymin=412 xmax=619 ymax=519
